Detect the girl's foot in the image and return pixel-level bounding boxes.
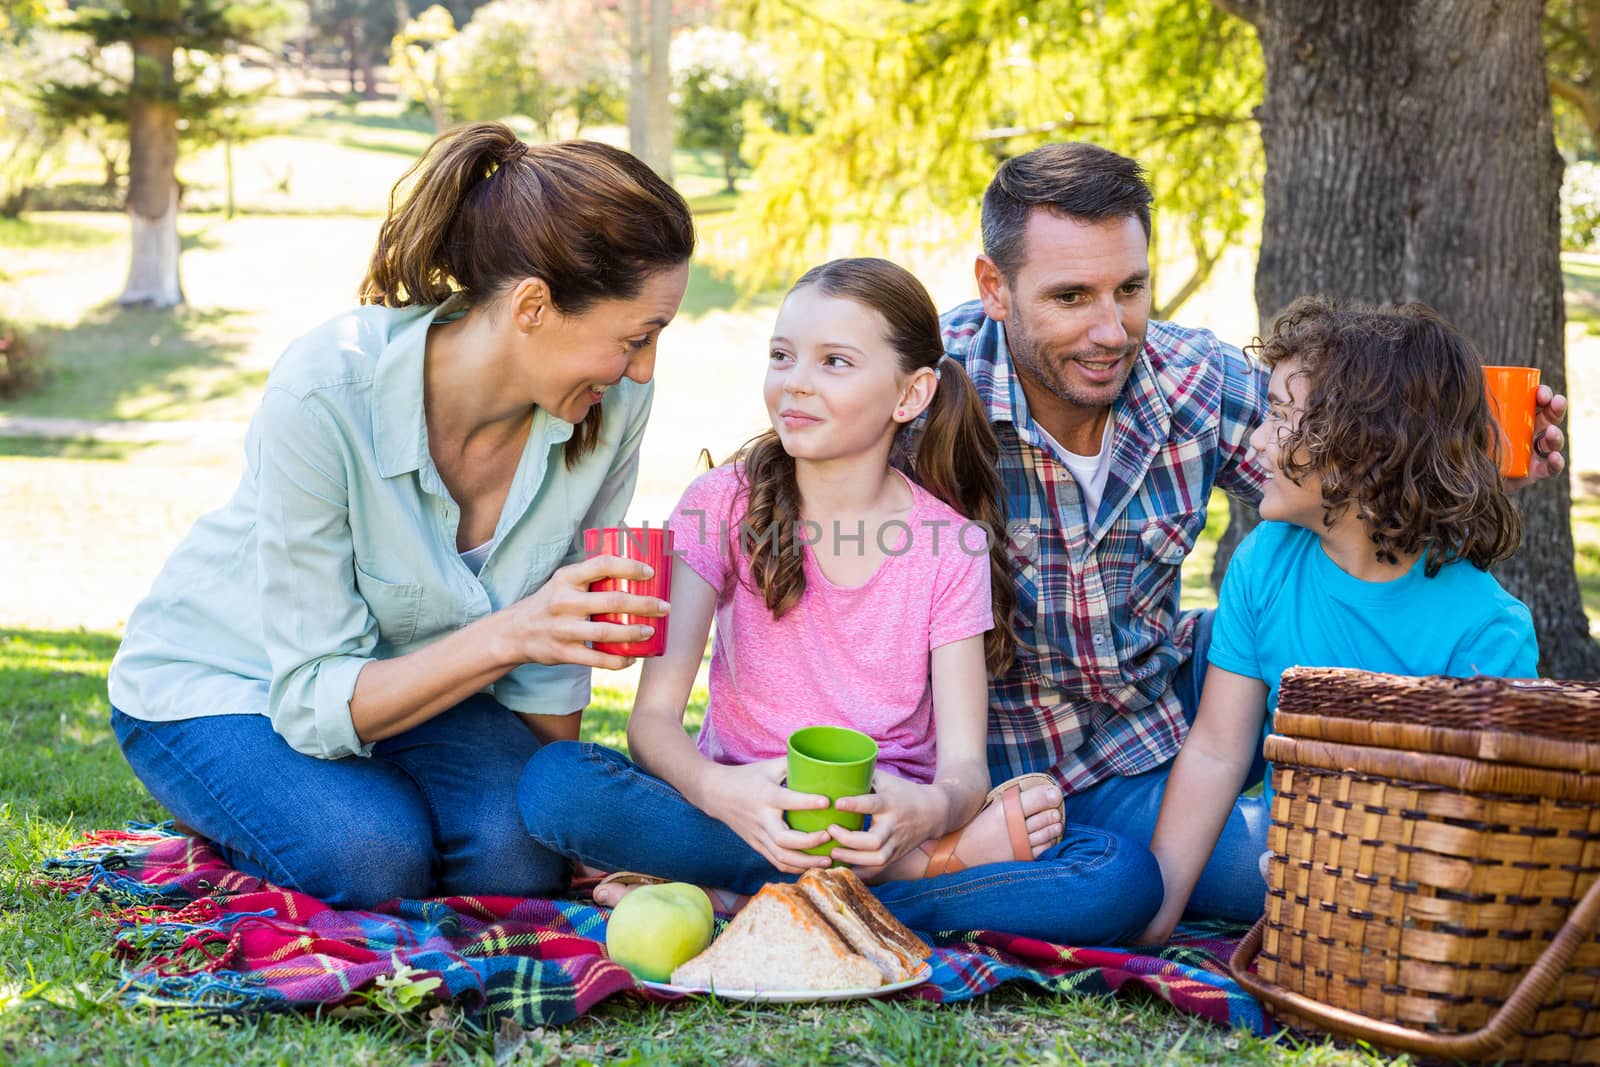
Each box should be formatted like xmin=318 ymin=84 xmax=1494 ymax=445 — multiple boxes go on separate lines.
xmin=874 ymin=775 xmax=1065 ymax=882
xmin=592 ymin=873 xmax=748 ymax=914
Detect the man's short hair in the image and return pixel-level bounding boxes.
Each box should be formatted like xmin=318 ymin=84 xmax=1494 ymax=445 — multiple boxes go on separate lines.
xmin=981 ymin=143 xmax=1153 ymax=281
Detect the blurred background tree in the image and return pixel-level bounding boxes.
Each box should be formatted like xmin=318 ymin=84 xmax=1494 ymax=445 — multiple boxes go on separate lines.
xmin=671 ymin=25 xmax=777 ymax=193
xmin=39 ymin=0 xmax=287 ymax=307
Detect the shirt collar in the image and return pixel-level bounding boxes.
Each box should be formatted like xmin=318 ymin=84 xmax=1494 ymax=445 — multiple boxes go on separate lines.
xmin=373 ymin=306 xmax=439 ymax=480
xmin=976 ymin=314 xmax=1171 ymax=452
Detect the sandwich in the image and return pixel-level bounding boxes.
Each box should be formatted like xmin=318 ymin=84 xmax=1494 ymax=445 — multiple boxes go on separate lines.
xmin=796 ymin=866 xmax=929 ymax=984
xmin=669 ymin=867 xmax=931 ymax=992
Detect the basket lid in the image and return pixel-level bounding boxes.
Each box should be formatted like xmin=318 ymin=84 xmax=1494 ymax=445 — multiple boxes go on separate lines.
xmin=1273 ymin=668 xmax=1600 ymax=773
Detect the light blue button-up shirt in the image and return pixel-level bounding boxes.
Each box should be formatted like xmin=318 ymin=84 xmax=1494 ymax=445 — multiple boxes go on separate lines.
xmin=109 ymin=304 xmax=651 ymax=759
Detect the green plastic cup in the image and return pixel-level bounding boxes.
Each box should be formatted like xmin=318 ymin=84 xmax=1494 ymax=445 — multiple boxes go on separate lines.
xmin=784 ymin=725 xmax=878 ymax=856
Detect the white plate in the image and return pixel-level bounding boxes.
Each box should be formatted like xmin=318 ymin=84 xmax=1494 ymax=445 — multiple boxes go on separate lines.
xmin=639 ymin=961 xmax=933 ymax=1003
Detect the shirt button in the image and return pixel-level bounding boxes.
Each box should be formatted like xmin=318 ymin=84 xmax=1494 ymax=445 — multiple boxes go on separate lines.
xmin=1093 ymin=634 xmax=1106 ymax=646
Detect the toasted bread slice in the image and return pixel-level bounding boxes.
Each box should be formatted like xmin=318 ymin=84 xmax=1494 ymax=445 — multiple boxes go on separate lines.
xmin=670 ymin=882 xmax=883 ymax=991
xmin=799 ymin=867 xmax=930 ymax=982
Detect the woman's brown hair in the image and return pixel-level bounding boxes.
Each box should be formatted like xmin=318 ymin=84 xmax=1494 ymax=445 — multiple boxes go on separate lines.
xmin=734 ymin=258 xmax=1018 ymax=676
xmin=359 ymin=122 xmax=695 ymax=464
xmin=1251 ymin=297 xmax=1521 ymax=575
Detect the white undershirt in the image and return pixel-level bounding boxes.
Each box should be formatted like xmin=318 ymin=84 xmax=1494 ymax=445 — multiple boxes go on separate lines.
xmin=1036 ymin=418 xmax=1114 ymax=518
xmin=459 ymin=539 xmax=494 ymax=576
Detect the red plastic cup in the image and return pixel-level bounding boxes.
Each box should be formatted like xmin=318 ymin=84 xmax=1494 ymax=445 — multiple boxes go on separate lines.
xmin=1483 ymin=365 xmax=1541 ymax=479
xmin=583 ymin=526 xmax=673 ymax=657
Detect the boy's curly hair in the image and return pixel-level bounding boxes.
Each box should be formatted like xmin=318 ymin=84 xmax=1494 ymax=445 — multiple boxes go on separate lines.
xmin=1250 ymin=297 xmax=1521 ymax=576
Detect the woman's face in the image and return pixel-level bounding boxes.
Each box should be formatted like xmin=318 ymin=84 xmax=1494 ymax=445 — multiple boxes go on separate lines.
xmin=764 ymin=286 xmax=928 ymax=464
xmin=529 ymin=263 xmax=690 ymax=424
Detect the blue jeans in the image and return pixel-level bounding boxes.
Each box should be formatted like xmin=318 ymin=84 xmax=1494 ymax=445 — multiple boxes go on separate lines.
xmin=1059 ymin=608 xmax=1271 ymax=923
xmin=517 ymin=741 xmax=1163 ymax=944
xmin=112 ymin=694 xmax=568 ymax=908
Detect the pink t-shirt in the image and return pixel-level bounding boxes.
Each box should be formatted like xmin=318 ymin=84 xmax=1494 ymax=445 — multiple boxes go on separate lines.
xmin=666 ymin=464 xmax=994 ymax=784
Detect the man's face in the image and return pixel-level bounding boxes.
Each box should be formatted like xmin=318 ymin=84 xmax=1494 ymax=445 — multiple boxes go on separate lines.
xmin=979 ymin=211 xmax=1151 ymax=420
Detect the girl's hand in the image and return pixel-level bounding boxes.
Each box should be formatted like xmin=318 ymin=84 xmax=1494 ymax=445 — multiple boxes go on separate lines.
xmin=495 ymin=554 xmax=669 ymax=670
xmin=825 ymin=771 xmax=951 ymax=871
xmin=698 ymin=758 xmax=835 ymax=874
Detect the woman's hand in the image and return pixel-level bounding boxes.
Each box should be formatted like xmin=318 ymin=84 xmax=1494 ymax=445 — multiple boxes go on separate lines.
xmin=825 ymin=771 xmax=952 ymax=872
xmin=696 ymin=758 xmax=834 ymax=874
xmin=494 ymin=553 xmax=669 ymax=670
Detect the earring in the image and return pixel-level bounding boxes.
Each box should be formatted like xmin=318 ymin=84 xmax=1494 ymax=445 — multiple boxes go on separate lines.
xmin=895 ymin=408 xmax=906 ymax=419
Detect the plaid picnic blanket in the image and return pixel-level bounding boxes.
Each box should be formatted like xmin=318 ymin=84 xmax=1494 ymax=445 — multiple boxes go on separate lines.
xmin=43 ymin=824 xmax=1271 ymax=1033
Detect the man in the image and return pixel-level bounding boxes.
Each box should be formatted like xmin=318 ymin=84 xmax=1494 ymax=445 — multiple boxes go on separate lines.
xmin=938 ymin=142 xmax=1567 ymax=923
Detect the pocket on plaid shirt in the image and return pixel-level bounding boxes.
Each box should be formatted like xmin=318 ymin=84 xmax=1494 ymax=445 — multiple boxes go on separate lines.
xmin=1130 ymin=515 xmax=1205 ymax=619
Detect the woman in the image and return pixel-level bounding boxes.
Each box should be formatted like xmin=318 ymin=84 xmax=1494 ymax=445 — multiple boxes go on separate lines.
xmin=107 ymin=122 xmax=695 ymax=908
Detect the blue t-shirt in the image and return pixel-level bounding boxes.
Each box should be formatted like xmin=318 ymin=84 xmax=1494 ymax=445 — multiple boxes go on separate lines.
xmin=1208 ymin=522 xmax=1539 ymax=799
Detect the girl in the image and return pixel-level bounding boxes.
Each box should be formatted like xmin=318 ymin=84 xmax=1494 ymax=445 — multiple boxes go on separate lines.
xmin=1137 ymin=298 xmax=1538 ymax=944
xmin=108 ymin=123 xmax=691 ymax=908
xmin=519 ymin=258 xmax=1163 ymax=944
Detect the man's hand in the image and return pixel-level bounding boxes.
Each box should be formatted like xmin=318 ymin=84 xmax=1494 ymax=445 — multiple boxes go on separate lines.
xmin=1508 ymin=385 xmax=1567 ymax=489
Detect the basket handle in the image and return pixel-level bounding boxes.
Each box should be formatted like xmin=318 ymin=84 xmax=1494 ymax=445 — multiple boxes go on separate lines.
xmin=1229 ymin=874 xmax=1600 ymax=1060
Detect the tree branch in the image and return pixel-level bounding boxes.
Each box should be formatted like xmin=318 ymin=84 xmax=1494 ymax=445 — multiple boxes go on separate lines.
xmin=1209 ymin=0 xmax=1264 ymax=28
xmin=976 ymin=111 xmax=1255 ymax=143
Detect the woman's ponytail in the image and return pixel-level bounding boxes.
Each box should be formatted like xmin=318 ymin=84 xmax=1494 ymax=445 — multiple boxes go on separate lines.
xmin=360 ymin=124 xmax=522 ymax=307
xmin=912 ymin=356 xmax=1017 ymax=677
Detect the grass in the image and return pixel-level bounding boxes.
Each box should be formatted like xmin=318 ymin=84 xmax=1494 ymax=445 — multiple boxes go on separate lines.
xmin=0 ymin=626 xmax=1400 ymax=1067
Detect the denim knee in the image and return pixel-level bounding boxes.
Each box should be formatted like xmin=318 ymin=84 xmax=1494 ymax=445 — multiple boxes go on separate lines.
xmin=516 ymin=740 xmax=597 ymax=849
xmin=443 ymin=800 xmax=569 ymax=898
xmin=280 ymin=822 xmax=434 ymax=909
xmin=1101 ymin=835 xmax=1164 ymax=942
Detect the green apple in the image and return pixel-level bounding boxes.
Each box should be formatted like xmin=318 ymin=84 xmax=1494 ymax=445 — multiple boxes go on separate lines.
xmin=605 ymin=882 xmax=715 ymax=982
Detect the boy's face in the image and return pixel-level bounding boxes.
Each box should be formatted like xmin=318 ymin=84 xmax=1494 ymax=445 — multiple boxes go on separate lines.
xmin=1249 ymin=357 xmax=1326 ymax=528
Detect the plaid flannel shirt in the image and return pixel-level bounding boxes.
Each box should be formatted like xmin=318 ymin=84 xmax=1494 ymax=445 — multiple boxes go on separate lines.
xmin=940 ymin=300 xmax=1269 ymax=794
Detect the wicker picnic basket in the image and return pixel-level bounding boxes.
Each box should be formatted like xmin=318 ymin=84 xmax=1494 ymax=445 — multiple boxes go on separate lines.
xmin=1227 ymin=668 xmax=1600 ymax=1065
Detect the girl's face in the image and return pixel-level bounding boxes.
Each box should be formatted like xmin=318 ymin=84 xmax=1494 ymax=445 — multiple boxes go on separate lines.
xmin=1249 ymin=356 xmax=1327 ymax=528
xmin=764 ymin=287 xmax=928 ymax=464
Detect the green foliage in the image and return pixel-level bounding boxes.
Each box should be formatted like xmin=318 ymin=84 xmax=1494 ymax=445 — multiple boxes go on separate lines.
xmin=1547 ymin=0 xmax=1600 ymax=158
xmin=393 ymin=0 xmax=625 ymax=137
xmin=672 ymin=26 xmax=779 ymax=193
xmin=729 ymin=0 xmax=1263 ymax=311
xmin=1564 ymin=161 xmax=1600 ymax=252
xmin=0 ymin=29 xmax=68 ymax=215
xmin=36 ymin=2 xmax=285 ymax=199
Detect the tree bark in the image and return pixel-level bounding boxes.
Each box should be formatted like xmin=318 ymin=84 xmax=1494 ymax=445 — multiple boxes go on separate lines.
xmin=1232 ymin=0 xmax=1600 ymax=677
xmin=120 ymin=32 xmax=184 ymax=308
xmin=627 ymin=0 xmax=651 ymax=167
xmin=646 ymin=0 xmax=674 ymax=180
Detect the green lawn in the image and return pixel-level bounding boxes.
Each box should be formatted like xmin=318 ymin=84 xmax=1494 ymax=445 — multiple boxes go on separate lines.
xmin=0 ymin=627 xmax=1403 ymax=1067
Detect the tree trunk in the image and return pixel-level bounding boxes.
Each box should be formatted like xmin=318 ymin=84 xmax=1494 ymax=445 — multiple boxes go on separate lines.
xmin=1229 ymin=0 xmax=1600 ymax=677
xmin=645 ymin=0 xmax=674 ymax=180
xmin=627 ymin=0 xmax=651 ymax=166
xmin=120 ymin=33 xmax=184 ymax=308
xmin=344 ymin=20 xmax=360 ymax=95
xmin=1211 ymin=495 xmax=1258 ymax=591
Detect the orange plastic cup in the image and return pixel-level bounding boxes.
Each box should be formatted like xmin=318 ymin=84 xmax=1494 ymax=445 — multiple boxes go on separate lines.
xmin=1482 ymin=365 xmax=1541 ymax=479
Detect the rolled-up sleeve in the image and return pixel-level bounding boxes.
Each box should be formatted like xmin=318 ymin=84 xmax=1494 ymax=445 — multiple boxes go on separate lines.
xmin=254 ymin=386 xmax=377 ymax=759
xmin=492 ymin=381 xmax=655 ymax=715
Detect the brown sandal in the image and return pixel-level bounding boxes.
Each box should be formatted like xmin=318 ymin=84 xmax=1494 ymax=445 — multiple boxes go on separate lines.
xmin=589 ymin=870 xmax=749 ymax=915
xmin=920 ymin=772 xmax=1064 ymax=878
